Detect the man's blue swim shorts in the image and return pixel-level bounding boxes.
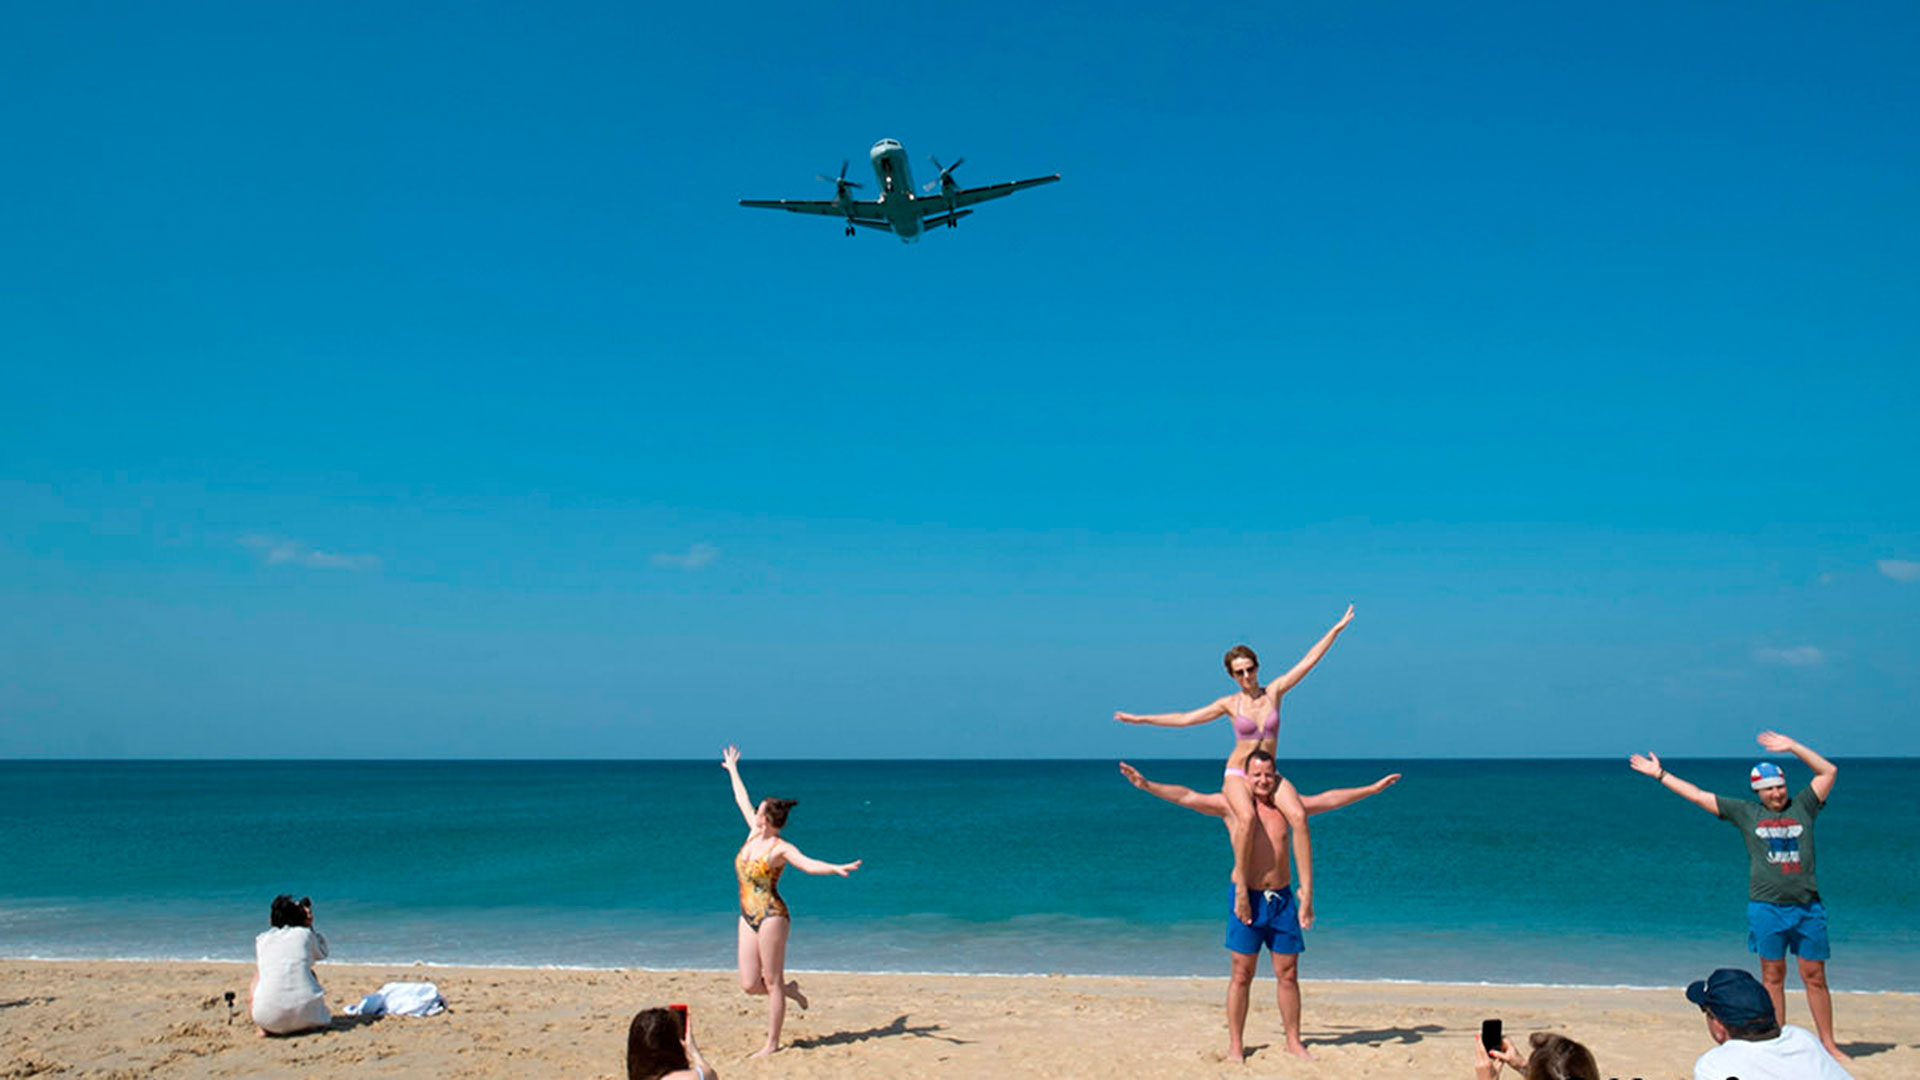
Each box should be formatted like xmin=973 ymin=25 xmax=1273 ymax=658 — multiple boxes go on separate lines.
xmin=1225 ymin=883 xmax=1304 ymax=957
xmin=1748 ymin=899 xmax=1831 ymax=961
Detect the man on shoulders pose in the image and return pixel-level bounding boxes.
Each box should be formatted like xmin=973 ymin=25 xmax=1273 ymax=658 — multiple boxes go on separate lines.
xmin=1630 ymin=731 xmax=1849 ymax=1063
xmin=1684 ymin=966 xmax=1853 ymax=1080
xmin=1119 ymin=752 xmax=1398 ymax=1064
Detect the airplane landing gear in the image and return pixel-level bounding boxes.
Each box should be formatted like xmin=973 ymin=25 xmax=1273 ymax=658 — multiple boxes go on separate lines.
xmin=845 ymin=224 xmax=855 ymax=237
xmin=947 ymin=216 xmax=958 ymax=228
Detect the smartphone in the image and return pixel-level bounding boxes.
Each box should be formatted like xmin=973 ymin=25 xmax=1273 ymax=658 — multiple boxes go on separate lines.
xmin=1480 ymin=1018 xmax=1503 ymax=1054
xmin=668 ymin=1003 xmax=689 ymax=1035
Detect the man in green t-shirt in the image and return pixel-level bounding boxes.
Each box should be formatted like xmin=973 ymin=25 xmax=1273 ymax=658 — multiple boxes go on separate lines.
xmin=1630 ymin=731 xmax=1848 ymax=1064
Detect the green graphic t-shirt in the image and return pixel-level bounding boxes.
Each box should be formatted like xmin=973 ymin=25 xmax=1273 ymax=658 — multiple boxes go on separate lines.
xmin=1716 ymin=786 xmax=1823 ymax=905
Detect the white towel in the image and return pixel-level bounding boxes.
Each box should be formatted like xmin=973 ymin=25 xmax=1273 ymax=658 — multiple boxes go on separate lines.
xmin=343 ymin=981 xmax=446 ymax=1017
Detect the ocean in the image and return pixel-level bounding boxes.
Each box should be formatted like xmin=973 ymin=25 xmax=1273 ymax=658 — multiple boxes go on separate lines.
xmin=3 ymin=758 xmax=1915 ymax=990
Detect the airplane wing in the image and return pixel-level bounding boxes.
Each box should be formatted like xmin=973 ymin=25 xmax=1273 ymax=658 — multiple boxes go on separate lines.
xmin=738 ymin=198 xmax=887 ymax=225
xmin=937 ymin=174 xmax=1061 ymax=212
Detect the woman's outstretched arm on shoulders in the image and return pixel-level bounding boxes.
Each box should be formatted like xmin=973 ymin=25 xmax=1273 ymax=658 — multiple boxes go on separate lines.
xmin=721 ymin=745 xmax=757 ymax=827
xmin=1268 ymin=604 xmax=1354 ymax=696
xmin=1114 ymin=697 xmax=1232 ymax=728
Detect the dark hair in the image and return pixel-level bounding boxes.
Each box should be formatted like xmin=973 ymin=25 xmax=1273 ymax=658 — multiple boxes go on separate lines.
xmin=626 ymin=1007 xmax=689 ymax=1080
xmin=1720 ymin=1016 xmax=1783 ymax=1042
xmin=269 ymin=895 xmax=309 ymax=929
xmin=1523 ymin=1032 xmax=1599 ymax=1080
xmin=763 ymin=798 xmax=799 ymax=830
xmin=1223 ymin=644 xmax=1259 ymax=672
xmin=1245 ymin=748 xmax=1277 ymax=770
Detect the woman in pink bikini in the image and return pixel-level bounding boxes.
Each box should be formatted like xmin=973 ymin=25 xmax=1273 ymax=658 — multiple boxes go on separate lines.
xmin=1115 ymin=605 xmax=1354 ymax=926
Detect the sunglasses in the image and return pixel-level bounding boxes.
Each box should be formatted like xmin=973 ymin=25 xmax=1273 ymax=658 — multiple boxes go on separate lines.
xmin=1231 ymin=666 xmax=1258 ymax=677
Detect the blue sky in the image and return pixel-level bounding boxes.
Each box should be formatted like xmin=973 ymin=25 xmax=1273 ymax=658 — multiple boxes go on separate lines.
xmin=3 ymin=2 xmax=1916 ymax=758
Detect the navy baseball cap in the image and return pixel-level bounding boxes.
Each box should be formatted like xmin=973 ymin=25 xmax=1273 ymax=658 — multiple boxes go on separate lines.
xmin=1686 ymin=968 xmax=1775 ymax=1026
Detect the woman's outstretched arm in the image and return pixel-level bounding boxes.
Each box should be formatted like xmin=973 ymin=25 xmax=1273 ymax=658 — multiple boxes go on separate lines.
xmin=1115 ymin=698 xmax=1232 ymax=728
xmin=779 ymin=842 xmax=861 ymax=877
xmin=1267 ymin=604 xmax=1355 ymax=696
xmin=721 ymin=745 xmax=757 ymax=827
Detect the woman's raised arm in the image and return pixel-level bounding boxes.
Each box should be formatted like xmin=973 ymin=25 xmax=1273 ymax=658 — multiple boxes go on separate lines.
xmin=1268 ymin=604 xmax=1354 ymax=695
xmin=721 ymin=745 xmax=757 ymax=828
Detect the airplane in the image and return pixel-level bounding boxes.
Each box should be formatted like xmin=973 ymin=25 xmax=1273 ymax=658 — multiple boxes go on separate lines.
xmin=740 ymin=138 xmax=1059 ymax=243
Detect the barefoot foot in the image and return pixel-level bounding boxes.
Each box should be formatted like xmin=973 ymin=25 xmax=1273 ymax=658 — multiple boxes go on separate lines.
xmin=749 ymin=1043 xmax=778 ymax=1059
xmin=1285 ymin=1040 xmax=1313 ymax=1059
xmin=785 ymin=980 xmax=809 ymax=1011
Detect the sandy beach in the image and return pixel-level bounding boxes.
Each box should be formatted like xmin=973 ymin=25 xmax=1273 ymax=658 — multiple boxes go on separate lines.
xmin=2 ymin=960 xmax=1912 ymax=1078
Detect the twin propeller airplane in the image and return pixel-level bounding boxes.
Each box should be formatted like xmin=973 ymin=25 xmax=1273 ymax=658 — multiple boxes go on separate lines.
xmin=740 ymin=139 xmax=1059 ymax=243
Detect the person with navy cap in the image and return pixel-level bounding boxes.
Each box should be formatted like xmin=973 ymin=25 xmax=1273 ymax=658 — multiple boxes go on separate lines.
xmin=1685 ymin=967 xmax=1853 ymax=1079
xmin=1629 ymin=731 xmax=1849 ymax=1063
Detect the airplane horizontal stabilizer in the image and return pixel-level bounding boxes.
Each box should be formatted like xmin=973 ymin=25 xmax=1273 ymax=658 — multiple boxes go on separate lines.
xmin=918 ymin=210 xmax=975 ymax=230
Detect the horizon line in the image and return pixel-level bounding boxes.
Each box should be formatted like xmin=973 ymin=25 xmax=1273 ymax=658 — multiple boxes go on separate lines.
xmin=4 ymin=754 xmax=1917 ymax=764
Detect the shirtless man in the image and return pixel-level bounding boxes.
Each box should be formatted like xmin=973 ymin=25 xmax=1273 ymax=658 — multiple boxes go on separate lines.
xmin=1120 ymin=752 xmax=1400 ymax=1063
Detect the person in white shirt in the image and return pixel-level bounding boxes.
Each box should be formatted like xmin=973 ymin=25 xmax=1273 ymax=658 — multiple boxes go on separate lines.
xmin=251 ymin=894 xmax=331 ymax=1036
xmin=1686 ymin=967 xmax=1853 ymax=1080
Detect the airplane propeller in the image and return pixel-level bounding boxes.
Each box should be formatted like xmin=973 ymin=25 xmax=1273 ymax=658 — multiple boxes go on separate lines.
xmin=816 ymin=160 xmax=862 ymax=199
xmin=922 ymin=155 xmax=965 ymax=194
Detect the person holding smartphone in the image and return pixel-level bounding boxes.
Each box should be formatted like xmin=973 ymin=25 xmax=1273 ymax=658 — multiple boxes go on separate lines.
xmin=250 ymin=894 xmax=330 ymax=1036
xmin=626 ymin=1005 xmax=715 ymax=1080
xmin=1468 ymin=1029 xmax=1599 ymax=1079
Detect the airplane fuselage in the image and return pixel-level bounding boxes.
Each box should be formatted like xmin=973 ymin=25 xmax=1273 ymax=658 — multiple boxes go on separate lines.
xmin=868 ymin=139 xmax=925 ymax=241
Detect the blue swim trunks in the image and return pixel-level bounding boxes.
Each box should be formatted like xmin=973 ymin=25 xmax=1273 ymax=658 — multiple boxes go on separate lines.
xmin=1747 ymin=899 xmax=1830 ymax=961
xmin=1225 ymin=884 xmax=1304 ymax=957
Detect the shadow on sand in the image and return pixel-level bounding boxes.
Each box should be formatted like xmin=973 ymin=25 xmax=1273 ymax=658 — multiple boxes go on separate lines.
xmin=788 ymin=1014 xmax=968 ymax=1050
xmin=1304 ymin=1022 xmax=1444 ymax=1048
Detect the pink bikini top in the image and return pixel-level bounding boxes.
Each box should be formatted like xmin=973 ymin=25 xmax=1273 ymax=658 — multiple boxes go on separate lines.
xmin=1231 ymin=707 xmax=1279 ymax=741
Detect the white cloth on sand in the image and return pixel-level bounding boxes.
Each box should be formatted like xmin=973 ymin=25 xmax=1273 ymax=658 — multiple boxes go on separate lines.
xmin=251 ymin=926 xmax=330 ymax=1034
xmin=344 ymin=981 xmax=447 ymax=1017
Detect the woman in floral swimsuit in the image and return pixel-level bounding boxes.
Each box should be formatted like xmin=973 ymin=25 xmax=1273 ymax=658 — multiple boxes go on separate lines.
xmin=720 ymin=744 xmax=862 ymax=1058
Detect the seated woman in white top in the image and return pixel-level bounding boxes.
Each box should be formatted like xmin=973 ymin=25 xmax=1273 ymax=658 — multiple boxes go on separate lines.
xmin=251 ymin=894 xmax=331 ymax=1036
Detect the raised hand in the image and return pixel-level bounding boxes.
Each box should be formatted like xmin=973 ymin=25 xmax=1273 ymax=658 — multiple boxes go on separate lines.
xmin=835 ymin=860 xmax=863 ymax=877
xmin=1117 ymin=762 xmax=1148 ymax=789
xmin=1757 ymin=730 xmax=1797 ymax=753
xmin=1113 ymin=711 xmax=1145 ymax=724
xmin=1371 ymin=773 xmax=1402 ymax=793
xmin=1628 ymin=752 xmax=1663 ymax=778
xmin=1335 ymin=603 xmax=1355 ymax=629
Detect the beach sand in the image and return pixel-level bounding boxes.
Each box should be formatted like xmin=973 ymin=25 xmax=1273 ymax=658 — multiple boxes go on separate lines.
xmin=2 ymin=960 xmax=1912 ymax=1078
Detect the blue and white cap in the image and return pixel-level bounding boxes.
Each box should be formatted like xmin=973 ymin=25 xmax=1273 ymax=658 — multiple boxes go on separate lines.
xmin=1749 ymin=761 xmax=1787 ymax=790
